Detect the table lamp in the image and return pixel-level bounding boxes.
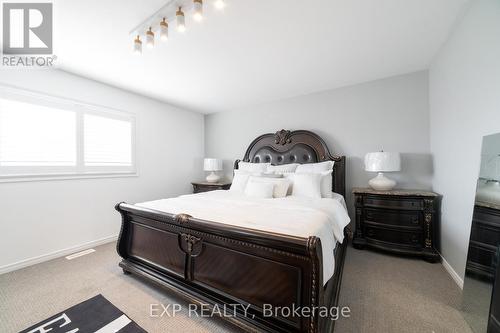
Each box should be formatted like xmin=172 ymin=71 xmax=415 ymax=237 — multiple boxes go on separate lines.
xmin=204 ymin=158 xmax=223 ymax=183
xmin=364 ymin=152 xmax=401 ymax=191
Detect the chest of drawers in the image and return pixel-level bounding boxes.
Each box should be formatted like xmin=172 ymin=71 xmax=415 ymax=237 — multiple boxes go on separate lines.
xmin=352 ymin=188 xmax=440 ymax=262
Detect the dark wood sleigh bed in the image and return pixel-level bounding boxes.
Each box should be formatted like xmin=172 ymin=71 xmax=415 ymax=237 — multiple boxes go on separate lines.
xmin=115 ymin=129 xmax=349 ymax=333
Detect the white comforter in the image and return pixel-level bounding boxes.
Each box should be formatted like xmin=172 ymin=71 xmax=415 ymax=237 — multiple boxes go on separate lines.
xmin=136 ymin=190 xmax=350 ymax=284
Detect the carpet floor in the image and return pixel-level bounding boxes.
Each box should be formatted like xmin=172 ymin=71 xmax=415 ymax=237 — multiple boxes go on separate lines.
xmin=0 ymin=242 xmax=472 ymax=333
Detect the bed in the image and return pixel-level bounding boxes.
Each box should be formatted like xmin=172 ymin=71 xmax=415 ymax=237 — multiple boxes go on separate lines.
xmin=115 ymin=129 xmax=349 ymax=333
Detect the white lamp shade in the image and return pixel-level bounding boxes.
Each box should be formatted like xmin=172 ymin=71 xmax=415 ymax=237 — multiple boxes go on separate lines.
xmin=204 ymin=158 xmax=222 ymax=171
xmin=160 ymin=21 xmax=168 ymax=41
xmin=365 ymin=152 xmax=401 ymax=172
xmin=193 ymin=0 xmax=203 ymax=21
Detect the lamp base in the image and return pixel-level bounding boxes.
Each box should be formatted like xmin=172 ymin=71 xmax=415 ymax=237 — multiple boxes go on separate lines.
xmin=206 ymin=171 xmax=220 ymax=183
xmin=368 ymin=172 xmax=397 ymax=191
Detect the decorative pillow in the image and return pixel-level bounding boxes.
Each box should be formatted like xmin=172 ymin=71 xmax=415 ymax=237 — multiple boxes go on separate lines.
xmin=233 ymin=169 xmax=263 ymax=177
xmin=261 ymin=172 xmax=284 ymax=179
xmin=292 ymin=173 xmax=322 ymax=199
xmin=230 ymin=172 xmax=250 ymax=193
xmin=266 ymin=163 xmax=300 ymax=174
xmin=244 ymin=180 xmax=274 ymax=198
xmin=295 ymin=161 xmax=334 ymax=173
xmin=238 ymin=161 xmax=270 ymax=173
xmin=320 ymin=170 xmax=333 ymax=198
xmin=283 ymin=173 xmax=296 ymax=195
xmin=248 ymin=176 xmax=291 ymax=198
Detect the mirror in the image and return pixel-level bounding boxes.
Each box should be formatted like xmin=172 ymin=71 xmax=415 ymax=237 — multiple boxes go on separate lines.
xmin=462 ymin=133 xmax=500 ymax=333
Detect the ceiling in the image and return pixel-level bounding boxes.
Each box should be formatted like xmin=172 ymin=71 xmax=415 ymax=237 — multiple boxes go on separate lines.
xmin=54 ymin=0 xmax=470 ymax=114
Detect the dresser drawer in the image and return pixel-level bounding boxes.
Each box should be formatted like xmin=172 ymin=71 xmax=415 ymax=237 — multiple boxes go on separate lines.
xmin=467 ymin=243 xmax=497 ymax=269
xmin=365 ymin=226 xmax=422 ymax=248
xmin=364 ymin=195 xmax=423 ymax=210
xmin=364 ymin=208 xmax=421 ymax=228
xmin=473 ymin=207 xmax=500 ymax=226
xmin=470 ymin=224 xmax=500 ymax=248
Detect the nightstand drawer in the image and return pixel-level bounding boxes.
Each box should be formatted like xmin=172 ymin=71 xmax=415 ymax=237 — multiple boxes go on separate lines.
xmin=364 ymin=208 xmax=421 ymax=228
xmin=364 ymin=195 xmax=423 ymax=210
xmin=467 ymin=243 xmax=497 ymax=269
xmin=365 ymin=226 xmax=422 ymax=248
xmin=470 ymin=224 xmax=500 ymax=247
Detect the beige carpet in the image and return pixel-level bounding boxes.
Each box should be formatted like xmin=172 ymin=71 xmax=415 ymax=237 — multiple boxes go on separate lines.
xmin=0 ymin=242 xmax=472 ymax=333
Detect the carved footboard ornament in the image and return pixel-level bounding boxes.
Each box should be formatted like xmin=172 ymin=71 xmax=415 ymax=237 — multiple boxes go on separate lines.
xmin=115 ymin=129 xmax=348 ymax=333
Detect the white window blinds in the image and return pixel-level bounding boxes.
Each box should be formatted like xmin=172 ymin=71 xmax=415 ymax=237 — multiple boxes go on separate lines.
xmin=0 ymin=89 xmax=136 ymax=181
xmin=0 ymin=99 xmax=76 ymax=167
xmin=84 ymin=114 xmax=133 ymax=167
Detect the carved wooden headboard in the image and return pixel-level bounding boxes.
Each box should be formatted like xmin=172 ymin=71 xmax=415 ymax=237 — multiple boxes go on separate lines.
xmin=234 ymin=129 xmax=346 ymax=197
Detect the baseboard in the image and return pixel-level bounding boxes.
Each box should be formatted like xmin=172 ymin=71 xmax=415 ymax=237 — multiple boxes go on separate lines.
xmin=0 ymin=235 xmax=118 ymax=275
xmin=440 ymin=254 xmax=464 ymax=289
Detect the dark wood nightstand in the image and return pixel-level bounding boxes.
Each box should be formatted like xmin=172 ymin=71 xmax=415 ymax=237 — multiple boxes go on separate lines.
xmin=191 ymin=181 xmax=231 ymax=194
xmin=352 ymin=188 xmax=441 ymax=262
xmin=466 ymin=202 xmax=500 ymax=281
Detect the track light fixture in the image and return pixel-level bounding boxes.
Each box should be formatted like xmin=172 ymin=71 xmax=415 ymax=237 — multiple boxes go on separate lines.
xmin=160 ymin=18 xmax=168 ymax=41
xmin=193 ymin=0 xmax=203 ymax=21
xmin=131 ymin=0 xmax=230 ymax=55
xmin=133 ymin=35 xmax=142 ymax=54
xmin=214 ymin=0 xmax=225 ymax=10
xmin=176 ymin=7 xmax=186 ymax=32
xmin=146 ymin=27 xmax=154 ymax=48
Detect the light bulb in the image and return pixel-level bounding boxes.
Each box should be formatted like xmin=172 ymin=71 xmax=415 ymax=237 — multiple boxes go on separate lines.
xmin=193 ymin=0 xmax=203 ymax=21
xmin=176 ymin=7 xmax=186 ymax=32
xmin=133 ymin=35 xmax=142 ymax=54
xmin=160 ymin=18 xmax=168 ymax=41
xmin=146 ymin=27 xmax=154 ymax=48
xmin=214 ymin=0 xmax=225 ymax=10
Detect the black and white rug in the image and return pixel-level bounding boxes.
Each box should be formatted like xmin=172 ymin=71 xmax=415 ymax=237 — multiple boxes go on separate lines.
xmin=19 ymin=294 xmax=147 ymax=333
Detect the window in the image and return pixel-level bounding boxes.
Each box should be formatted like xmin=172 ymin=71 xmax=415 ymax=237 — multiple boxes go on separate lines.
xmin=84 ymin=114 xmax=133 ymax=168
xmin=0 ymin=87 xmax=136 ymax=181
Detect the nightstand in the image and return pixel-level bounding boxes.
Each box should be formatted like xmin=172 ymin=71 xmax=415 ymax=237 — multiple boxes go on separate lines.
xmin=352 ymin=188 xmax=441 ymax=262
xmin=191 ymin=181 xmax=231 ymax=194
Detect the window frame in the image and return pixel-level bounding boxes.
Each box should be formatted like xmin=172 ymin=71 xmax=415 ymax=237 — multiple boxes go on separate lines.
xmin=0 ymin=84 xmax=137 ymax=183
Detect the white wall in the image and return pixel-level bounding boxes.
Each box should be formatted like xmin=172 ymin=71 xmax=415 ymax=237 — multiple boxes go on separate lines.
xmin=429 ymin=0 xmax=500 ymax=279
xmin=205 ymin=71 xmax=432 ymax=216
xmin=0 ymin=69 xmax=204 ymax=271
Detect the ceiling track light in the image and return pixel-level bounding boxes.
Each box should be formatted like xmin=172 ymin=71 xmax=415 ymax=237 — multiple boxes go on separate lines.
xmin=146 ymin=27 xmax=155 ymax=48
xmin=160 ymin=18 xmax=169 ymax=41
xmin=193 ymin=0 xmax=203 ymax=21
xmin=176 ymin=7 xmax=186 ymax=32
xmin=133 ymin=35 xmax=142 ymax=54
xmin=214 ymin=0 xmax=225 ymax=10
xmin=130 ymin=0 xmax=229 ymax=55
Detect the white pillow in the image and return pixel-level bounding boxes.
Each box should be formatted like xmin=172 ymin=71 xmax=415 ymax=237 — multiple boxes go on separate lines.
xmin=244 ymin=180 xmax=274 ymax=198
xmin=296 ymin=161 xmax=334 ymax=173
xmin=238 ymin=161 xmax=270 ymax=173
xmin=321 ymin=170 xmax=333 ymax=198
xmin=267 ymin=163 xmax=300 ymax=174
xmin=292 ymin=173 xmax=322 ymax=199
xmin=249 ymin=176 xmax=291 ymax=198
xmin=261 ymin=172 xmax=284 ymax=179
xmin=230 ymin=172 xmax=250 ymax=193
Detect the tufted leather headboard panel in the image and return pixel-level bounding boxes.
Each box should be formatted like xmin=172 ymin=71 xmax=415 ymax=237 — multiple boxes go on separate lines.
xmin=234 ymin=129 xmax=346 ymax=197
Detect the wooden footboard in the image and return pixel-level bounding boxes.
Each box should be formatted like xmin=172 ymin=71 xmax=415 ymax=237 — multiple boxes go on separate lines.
xmin=116 ymin=202 xmax=347 ymax=333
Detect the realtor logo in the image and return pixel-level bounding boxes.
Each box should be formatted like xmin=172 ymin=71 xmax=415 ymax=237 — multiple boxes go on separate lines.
xmin=2 ymin=2 xmax=53 ymax=55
